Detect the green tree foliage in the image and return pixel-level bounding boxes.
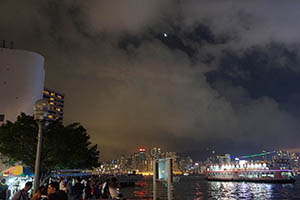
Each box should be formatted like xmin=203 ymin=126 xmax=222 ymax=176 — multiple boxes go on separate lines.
xmin=0 ymin=113 xmax=100 ymax=180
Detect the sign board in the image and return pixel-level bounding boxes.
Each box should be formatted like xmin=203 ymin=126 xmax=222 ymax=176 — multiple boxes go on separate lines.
xmin=153 ymin=158 xmax=173 ymax=200
xmin=157 ymin=158 xmax=173 ymax=182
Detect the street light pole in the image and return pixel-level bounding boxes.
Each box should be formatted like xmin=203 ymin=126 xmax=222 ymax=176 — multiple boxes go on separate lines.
xmin=33 ymin=121 xmax=43 ymax=192
xmin=33 ymin=99 xmax=49 ymax=192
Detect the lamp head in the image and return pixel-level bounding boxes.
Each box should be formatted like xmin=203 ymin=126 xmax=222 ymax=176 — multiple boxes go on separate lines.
xmin=34 ymin=99 xmax=49 ymax=121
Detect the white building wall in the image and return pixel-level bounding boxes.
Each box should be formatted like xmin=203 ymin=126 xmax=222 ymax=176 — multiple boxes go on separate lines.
xmin=0 ymin=48 xmax=45 ymax=122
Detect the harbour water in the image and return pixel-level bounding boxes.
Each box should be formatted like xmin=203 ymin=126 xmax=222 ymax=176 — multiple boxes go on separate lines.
xmin=121 ymin=176 xmax=300 ymax=199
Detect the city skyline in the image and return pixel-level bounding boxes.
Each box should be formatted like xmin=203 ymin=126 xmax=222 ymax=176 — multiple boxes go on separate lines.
xmin=98 ymin=148 xmax=300 ymax=177
xmin=1 ymin=1 xmax=300 ymax=160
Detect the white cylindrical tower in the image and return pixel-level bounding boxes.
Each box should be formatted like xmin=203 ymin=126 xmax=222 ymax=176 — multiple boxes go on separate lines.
xmin=0 ymin=47 xmax=45 ymax=122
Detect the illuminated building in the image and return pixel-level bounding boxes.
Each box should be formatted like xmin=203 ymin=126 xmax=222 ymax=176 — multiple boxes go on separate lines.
xmin=131 ymin=153 xmax=140 ymax=171
xmin=43 ymin=88 xmax=64 ymax=122
xmin=0 ymin=44 xmax=45 ymax=123
xmin=139 ymin=148 xmax=147 ymax=172
xmin=139 ymin=148 xmax=146 ymax=160
xmin=179 ymin=156 xmax=193 ymax=173
xmin=150 ymin=147 xmax=161 ymax=159
xmin=161 ymin=151 xmax=180 ymax=173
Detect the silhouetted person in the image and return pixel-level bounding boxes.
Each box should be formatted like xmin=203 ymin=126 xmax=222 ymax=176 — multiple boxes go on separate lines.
xmin=12 ymin=182 xmax=32 ymax=200
xmin=0 ymin=179 xmax=9 ymax=200
xmin=48 ymin=182 xmax=59 ymax=197
xmin=37 ymin=186 xmax=48 ymax=200
xmin=72 ymin=178 xmax=83 ymax=200
xmin=84 ymin=181 xmax=92 ymax=200
xmin=109 ymin=177 xmax=122 ymax=200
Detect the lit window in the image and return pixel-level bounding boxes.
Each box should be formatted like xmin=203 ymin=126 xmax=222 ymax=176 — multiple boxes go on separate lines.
xmin=43 ymin=90 xmax=49 ymax=95
xmin=48 ymin=115 xmax=53 ymax=119
xmin=56 ymin=108 xmax=61 ymax=111
xmin=50 ymin=97 xmax=55 ymax=101
xmin=50 ymin=107 xmax=54 ymax=110
xmin=50 ymin=102 xmax=54 ymax=105
xmin=51 ymin=92 xmax=55 ymax=96
xmin=57 ymin=95 xmax=62 ymax=99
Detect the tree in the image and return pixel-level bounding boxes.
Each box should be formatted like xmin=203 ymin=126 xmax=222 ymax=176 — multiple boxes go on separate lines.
xmin=0 ymin=113 xmax=100 ymax=183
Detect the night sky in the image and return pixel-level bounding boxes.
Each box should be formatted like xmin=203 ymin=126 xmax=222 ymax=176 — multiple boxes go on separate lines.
xmin=1 ymin=1 xmax=300 ymax=160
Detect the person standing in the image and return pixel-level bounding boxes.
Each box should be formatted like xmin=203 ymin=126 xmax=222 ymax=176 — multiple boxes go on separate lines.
xmin=36 ymin=186 xmax=48 ymax=200
xmin=59 ymin=178 xmax=65 ymax=191
xmin=32 ymin=186 xmax=44 ymax=200
xmin=67 ymin=179 xmax=72 ymax=195
xmin=84 ymin=181 xmax=91 ymax=200
xmin=108 ymin=177 xmax=121 ymax=200
xmin=93 ymin=181 xmax=101 ymax=200
xmin=0 ymin=179 xmax=8 ymax=200
xmin=72 ymin=178 xmax=84 ymax=200
xmin=47 ymin=182 xmax=59 ymax=196
xmin=100 ymin=179 xmax=110 ymax=199
xmin=12 ymin=182 xmax=32 ymax=200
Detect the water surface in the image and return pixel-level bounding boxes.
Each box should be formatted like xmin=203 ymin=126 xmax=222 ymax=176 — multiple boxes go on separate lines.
xmin=121 ymin=176 xmax=300 ymax=199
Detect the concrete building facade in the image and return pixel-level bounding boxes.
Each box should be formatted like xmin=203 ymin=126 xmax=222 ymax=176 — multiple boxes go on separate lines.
xmin=0 ymin=47 xmax=45 ymax=123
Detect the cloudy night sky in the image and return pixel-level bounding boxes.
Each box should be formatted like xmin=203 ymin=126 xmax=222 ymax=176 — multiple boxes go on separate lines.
xmin=1 ymin=0 xmax=300 ymax=160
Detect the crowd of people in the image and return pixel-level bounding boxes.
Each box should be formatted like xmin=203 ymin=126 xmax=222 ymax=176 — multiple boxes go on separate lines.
xmin=2 ymin=176 xmax=124 ymax=200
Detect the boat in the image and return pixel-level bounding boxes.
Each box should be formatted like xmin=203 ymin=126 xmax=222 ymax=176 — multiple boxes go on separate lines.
xmin=205 ymin=159 xmax=295 ymax=183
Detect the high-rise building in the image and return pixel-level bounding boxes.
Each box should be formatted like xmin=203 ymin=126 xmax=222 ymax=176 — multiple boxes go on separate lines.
xmin=163 ymin=151 xmax=180 ymax=172
xmin=43 ymin=88 xmax=64 ymax=122
xmin=131 ymin=153 xmax=140 ymax=171
xmin=150 ymin=147 xmax=161 ymax=159
xmin=139 ymin=148 xmax=147 ymax=172
xmin=179 ymin=156 xmax=193 ymax=173
xmin=139 ymin=148 xmax=146 ymax=160
xmin=0 ymin=44 xmax=45 ymax=124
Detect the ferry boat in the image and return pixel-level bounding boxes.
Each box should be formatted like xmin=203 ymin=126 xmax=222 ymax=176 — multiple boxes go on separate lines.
xmin=205 ymin=159 xmax=295 ymax=183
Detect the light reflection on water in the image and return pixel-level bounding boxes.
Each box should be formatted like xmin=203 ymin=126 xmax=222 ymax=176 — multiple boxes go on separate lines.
xmin=121 ymin=176 xmax=300 ymax=200
xmin=207 ymin=181 xmax=274 ymax=199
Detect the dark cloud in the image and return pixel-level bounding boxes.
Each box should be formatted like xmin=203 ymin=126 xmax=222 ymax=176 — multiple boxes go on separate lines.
xmin=1 ymin=0 xmax=300 ymax=160
xmin=206 ymin=44 xmax=300 ymax=103
xmin=180 ymin=1 xmax=300 ymax=48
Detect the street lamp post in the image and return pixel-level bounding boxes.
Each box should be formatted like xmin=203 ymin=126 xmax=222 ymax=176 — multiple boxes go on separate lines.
xmin=33 ymin=99 xmax=49 ymax=192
